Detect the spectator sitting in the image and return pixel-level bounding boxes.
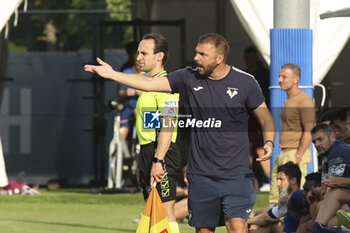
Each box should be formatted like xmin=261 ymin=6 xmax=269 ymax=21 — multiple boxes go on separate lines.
xmin=285 ymin=189 xmax=309 ymax=233
xmin=310 ymin=123 xmax=350 ymax=232
xmin=295 ymin=172 xmax=322 ymax=233
xmin=332 ymin=107 xmax=350 ymax=144
xmin=248 ymin=161 xmax=301 ymax=233
xmin=118 ymin=41 xmax=143 ymax=140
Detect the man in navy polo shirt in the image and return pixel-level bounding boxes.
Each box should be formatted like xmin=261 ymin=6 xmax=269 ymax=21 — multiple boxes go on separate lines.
xmin=85 ymin=33 xmax=276 ymax=233
xmin=310 ymin=123 xmax=350 ymax=233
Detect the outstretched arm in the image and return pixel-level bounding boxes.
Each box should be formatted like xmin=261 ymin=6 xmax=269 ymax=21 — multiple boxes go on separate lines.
xmin=84 ymin=58 xmax=172 ymax=92
xmin=252 ymin=102 xmax=276 ymax=161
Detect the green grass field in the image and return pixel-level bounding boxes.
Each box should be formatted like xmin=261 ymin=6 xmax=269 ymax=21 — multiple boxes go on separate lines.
xmin=0 ymin=189 xmax=269 ymax=233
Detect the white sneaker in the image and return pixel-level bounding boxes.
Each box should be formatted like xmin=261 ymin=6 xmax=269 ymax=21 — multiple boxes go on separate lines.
xmin=132 ymin=213 xmax=142 ymax=223
xmin=132 ymin=218 xmax=140 ymax=224
xmin=259 ymin=183 xmax=271 ymax=192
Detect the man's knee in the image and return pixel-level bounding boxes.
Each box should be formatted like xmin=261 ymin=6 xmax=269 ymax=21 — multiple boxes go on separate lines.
xmin=324 ymin=188 xmax=342 ymax=200
xmin=326 ymin=188 xmax=350 ymax=203
xmin=196 ymin=227 xmax=215 ymax=233
xmin=161 ymin=200 xmax=176 ymax=222
xmin=225 ymin=218 xmax=248 ymax=233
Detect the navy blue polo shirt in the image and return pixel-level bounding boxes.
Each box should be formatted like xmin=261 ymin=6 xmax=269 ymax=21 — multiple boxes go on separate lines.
xmin=326 ymin=140 xmax=350 ymax=178
xmin=166 ymin=66 xmax=265 ymax=176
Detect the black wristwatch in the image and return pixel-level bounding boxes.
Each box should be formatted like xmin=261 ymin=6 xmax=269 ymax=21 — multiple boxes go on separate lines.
xmin=153 ymin=157 xmax=164 ymax=163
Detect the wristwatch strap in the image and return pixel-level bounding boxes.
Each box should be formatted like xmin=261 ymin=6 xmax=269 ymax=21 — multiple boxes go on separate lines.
xmin=153 ymin=157 xmax=164 ymax=163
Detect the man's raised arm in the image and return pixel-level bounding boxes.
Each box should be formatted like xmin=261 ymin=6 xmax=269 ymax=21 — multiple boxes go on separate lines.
xmin=84 ymin=58 xmax=172 ymax=93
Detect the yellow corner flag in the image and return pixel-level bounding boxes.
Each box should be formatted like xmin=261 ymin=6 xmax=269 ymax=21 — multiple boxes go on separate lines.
xmin=136 ymin=185 xmax=170 ymax=233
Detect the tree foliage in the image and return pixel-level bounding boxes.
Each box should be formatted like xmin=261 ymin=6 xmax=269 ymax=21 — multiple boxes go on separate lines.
xmin=106 ymin=0 xmax=132 ymax=21
xmin=9 ymin=0 xmax=132 ymax=52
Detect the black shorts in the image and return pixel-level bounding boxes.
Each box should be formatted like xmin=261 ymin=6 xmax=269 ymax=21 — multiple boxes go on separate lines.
xmin=139 ymin=142 xmax=181 ymax=202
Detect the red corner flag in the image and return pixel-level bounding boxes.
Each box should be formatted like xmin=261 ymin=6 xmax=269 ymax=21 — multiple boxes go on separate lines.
xmin=136 ymin=185 xmax=170 ymax=233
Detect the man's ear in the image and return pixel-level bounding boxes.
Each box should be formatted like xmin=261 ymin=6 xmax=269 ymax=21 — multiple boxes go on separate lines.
xmin=330 ymin=133 xmax=336 ymax=142
xmin=291 ymin=177 xmax=297 ymax=186
xmin=216 ymin=53 xmax=225 ymax=64
xmin=293 ymin=75 xmax=300 ymax=85
xmin=156 ymin=52 xmax=164 ymax=63
xmin=346 ymin=120 xmax=350 ymax=129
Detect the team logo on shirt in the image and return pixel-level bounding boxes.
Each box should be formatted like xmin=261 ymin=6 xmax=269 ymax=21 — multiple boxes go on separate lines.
xmin=227 ymin=87 xmax=238 ymax=99
xmin=328 ymin=157 xmax=346 ymax=176
xmin=143 ymin=110 xmax=161 ymax=129
xmin=193 ymin=86 xmax=204 ymax=91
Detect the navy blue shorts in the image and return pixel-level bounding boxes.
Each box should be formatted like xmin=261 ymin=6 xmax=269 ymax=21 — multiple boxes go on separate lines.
xmin=187 ymin=173 xmax=256 ymax=228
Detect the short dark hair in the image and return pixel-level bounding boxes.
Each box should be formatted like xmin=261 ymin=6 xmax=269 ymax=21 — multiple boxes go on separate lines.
xmin=125 ymin=41 xmax=138 ymax=56
xmin=198 ymin=33 xmax=229 ymax=60
xmin=303 ymin=172 xmax=321 ymax=192
xmin=119 ymin=41 xmax=139 ymax=71
xmin=281 ymin=63 xmax=300 ymax=78
xmin=277 ymin=161 xmax=301 ymax=187
xmin=334 ymin=107 xmax=350 ymax=122
xmin=319 ymin=110 xmax=338 ymax=124
xmin=142 ymin=33 xmax=169 ymax=65
xmin=311 ymin=123 xmax=335 ymax=136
